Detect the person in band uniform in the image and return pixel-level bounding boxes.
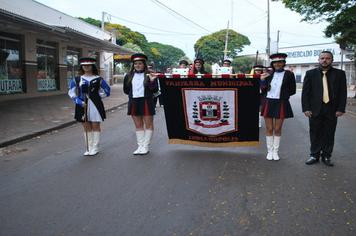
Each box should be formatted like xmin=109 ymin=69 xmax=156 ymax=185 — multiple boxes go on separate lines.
xmin=68 ymin=57 xmax=111 ymax=156
xmin=189 ymin=58 xmax=207 ymax=75
xmin=123 ymin=53 xmax=159 ymax=155
xmin=260 ymin=53 xmax=296 ymax=161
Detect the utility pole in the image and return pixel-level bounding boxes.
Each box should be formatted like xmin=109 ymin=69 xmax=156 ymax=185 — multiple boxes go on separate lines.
xmin=101 ymin=11 xmax=106 ymax=30
xmin=231 ymin=0 xmax=234 ymax=29
xmin=223 ymin=21 xmax=230 ymax=60
xmin=277 ymin=30 xmax=280 ymax=52
xmin=266 ymin=0 xmax=271 ymax=64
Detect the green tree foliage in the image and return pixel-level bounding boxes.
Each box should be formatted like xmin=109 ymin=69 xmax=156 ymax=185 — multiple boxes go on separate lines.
xmin=78 ymin=17 xmax=101 ymax=27
xmin=194 ymin=29 xmax=250 ymax=64
xmin=233 ymin=56 xmax=264 ymax=74
xmin=122 ymin=43 xmax=143 ymax=53
xmin=147 ymin=42 xmax=185 ymax=72
xmin=78 ymin=17 xmax=187 ymax=72
xmin=105 ymin=23 xmax=149 ymax=47
xmin=272 ymin=0 xmax=356 ymax=48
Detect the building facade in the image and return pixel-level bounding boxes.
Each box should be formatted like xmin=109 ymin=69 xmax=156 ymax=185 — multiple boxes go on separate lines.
xmin=278 ymin=43 xmax=354 ymax=84
xmin=0 ymin=0 xmax=133 ymax=101
xmin=243 ymin=43 xmax=355 ymax=85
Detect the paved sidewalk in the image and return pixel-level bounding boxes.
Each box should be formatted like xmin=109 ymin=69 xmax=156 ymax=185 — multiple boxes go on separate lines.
xmin=347 ymin=89 xmax=356 ymax=114
xmin=0 ymin=83 xmax=128 ymax=147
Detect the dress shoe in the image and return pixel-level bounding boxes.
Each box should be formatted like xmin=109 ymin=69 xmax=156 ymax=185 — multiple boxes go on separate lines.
xmin=322 ymin=157 xmax=334 ymax=166
xmin=305 ymin=156 xmax=319 ymax=165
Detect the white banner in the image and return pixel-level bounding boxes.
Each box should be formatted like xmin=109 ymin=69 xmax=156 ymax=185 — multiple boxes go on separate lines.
xmin=279 ymin=43 xmax=351 ymax=64
xmin=0 ymin=79 xmax=23 ymax=93
xmin=183 ymin=88 xmax=238 ymax=136
xmin=37 ymin=79 xmax=57 ymax=91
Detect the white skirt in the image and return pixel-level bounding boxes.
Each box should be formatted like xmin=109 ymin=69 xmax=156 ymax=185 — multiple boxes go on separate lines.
xmin=87 ymin=99 xmax=103 ymax=122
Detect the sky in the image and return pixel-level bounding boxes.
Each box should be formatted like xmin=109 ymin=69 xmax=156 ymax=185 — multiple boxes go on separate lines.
xmin=36 ymin=0 xmax=334 ymax=59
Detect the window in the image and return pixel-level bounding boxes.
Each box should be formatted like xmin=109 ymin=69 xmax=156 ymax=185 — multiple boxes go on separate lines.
xmin=0 ymin=32 xmax=24 ymax=94
xmin=36 ymin=40 xmax=58 ymax=91
xmin=66 ymin=47 xmax=81 ymax=88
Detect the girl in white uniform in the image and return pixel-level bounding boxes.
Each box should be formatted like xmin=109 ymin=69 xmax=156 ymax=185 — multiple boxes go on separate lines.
xmin=260 ymin=53 xmax=296 ymax=161
xmin=123 ymin=53 xmax=159 ymax=155
xmin=68 ymin=57 xmax=110 ymax=156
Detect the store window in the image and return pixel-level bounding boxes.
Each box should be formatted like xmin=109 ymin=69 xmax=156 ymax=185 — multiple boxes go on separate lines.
xmin=66 ymin=47 xmax=81 ymax=88
xmin=36 ymin=40 xmax=58 ymax=91
xmin=0 ymin=32 xmax=24 ymax=94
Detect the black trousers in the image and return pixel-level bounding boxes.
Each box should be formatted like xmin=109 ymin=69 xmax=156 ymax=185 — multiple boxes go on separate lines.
xmin=309 ymin=103 xmax=338 ymax=158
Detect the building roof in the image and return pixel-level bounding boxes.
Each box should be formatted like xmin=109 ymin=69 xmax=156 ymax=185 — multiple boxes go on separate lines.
xmin=0 ymin=0 xmax=134 ymax=54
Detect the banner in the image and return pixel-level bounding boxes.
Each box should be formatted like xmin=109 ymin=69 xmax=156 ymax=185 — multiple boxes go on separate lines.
xmin=0 ymin=79 xmax=23 ymax=94
xmin=159 ymin=76 xmax=260 ymax=147
xmin=37 ymin=79 xmax=57 ymax=91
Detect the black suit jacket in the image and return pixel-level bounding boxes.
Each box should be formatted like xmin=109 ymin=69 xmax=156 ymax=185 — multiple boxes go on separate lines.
xmin=261 ymin=70 xmax=296 ymax=100
xmin=301 ymin=67 xmax=347 ymax=116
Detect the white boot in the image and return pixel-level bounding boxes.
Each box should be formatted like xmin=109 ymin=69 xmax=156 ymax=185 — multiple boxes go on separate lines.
xmin=258 ymin=112 xmax=262 ymax=128
xmin=89 ymin=131 xmax=100 ymax=156
xmin=133 ymin=130 xmax=145 ymax=155
xmin=139 ymin=129 xmax=153 ymax=155
xmin=83 ymin=132 xmax=92 ymax=156
xmin=266 ymin=136 xmax=274 ymax=160
xmin=272 ymin=136 xmax=280 ymax=161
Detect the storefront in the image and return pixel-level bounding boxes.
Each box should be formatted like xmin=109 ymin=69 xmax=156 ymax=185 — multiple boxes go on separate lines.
xmin=0 ymin=0 xmax=134 ymax=101
xmin=278 ymin=43 xmax=354 ymax=84
xmin=242 ymin=43 xmax=355 ymax=85
xmin=0 ymin=32 xmax=24 ymax=94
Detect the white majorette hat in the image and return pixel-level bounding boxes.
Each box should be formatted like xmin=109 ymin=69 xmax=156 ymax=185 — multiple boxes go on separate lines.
xmin=269 ymin=53 xmax=287 ymax=62
xmin=79 ymin=57 xmax=96 ymax=65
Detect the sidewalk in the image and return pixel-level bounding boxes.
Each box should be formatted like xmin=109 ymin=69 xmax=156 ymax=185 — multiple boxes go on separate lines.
xmin=347 ymin=88 xmax=356 ymax=115
xmin=0 ymin=83 xmax=128 ymax=148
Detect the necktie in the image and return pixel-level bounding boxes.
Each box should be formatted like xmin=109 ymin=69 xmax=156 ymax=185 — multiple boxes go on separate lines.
xmin=322 ymin=71 xmax=329 ymax=103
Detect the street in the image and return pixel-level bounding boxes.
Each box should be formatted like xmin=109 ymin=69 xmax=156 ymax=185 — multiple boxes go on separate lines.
xmin=1 ymin=92 xmax=356 ymax=236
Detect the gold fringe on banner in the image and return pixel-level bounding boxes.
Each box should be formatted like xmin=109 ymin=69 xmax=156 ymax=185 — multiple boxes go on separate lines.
xmin=168 ymin=139 xmax=260 ymax=147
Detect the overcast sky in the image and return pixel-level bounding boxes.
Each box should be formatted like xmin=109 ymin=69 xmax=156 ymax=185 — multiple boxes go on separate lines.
xmin=36 ymin=0 xmax=334 ymax=59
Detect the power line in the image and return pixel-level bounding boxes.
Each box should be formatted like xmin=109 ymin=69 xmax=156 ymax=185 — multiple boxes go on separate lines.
xmin=149 ymin=0 xmax=211 ymax=33
xmin=138 ymin=31 xmax=201 ymax=36
xmin=105 ymin=12 xmax=199 ymax=35
xmin=245 ymin=0 xmax=266 ymax=12
xmin=238 ymin=13 xmax=267 ymax=29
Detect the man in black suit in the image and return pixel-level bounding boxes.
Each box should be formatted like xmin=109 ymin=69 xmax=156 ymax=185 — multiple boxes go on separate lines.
xmin=302 ymin=51 xmax=347 ymax=166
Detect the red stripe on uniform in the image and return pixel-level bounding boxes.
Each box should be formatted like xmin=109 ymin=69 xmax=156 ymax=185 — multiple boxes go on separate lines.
xmin=279 ymin=101 xmax=285 ymax=119
xmin=144 ymin=99 xmax=151 ymax=116
xmin=262 ymin=100 xmax=269 ymax=117
xmin=131 ymin=102 xmax=136 ymax=115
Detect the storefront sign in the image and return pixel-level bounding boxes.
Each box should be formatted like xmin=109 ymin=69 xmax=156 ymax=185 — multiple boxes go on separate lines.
xmin=279 ymin=43 xmax=351 ymax=64
xmin=0 ymin=79 xmax=23 ymax=94
xmin=37 ymin=79 xmax=57 ymax=91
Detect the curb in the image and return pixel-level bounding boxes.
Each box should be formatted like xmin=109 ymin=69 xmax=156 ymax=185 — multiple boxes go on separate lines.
xmin=0 ymin=102 xmax=128 ymax=148
xmin=346 ymin=109 xmax=356 ymax=118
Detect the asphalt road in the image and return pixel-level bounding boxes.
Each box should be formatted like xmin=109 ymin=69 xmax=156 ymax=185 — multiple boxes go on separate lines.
xmin=1 ymin=92 xmax=356 ymax=236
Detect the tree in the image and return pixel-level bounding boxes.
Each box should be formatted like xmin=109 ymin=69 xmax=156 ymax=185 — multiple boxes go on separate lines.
xmin=194 ymin=29 xmax=250 ymax=64
xmin=233 ymin=56 xmax=264 ymax=74
xmin=78 ymin=17 xmax=101 ymax=27
xmin=122 ymin=43 xmax=143 ymax=53
xmin=272 ymin=1 xmax=356 ymax=51
xmin=78 ymin=17 xmax=186 ymax=72
xmin=105 ymin=23 xmax=149 ymax=47
xmin=146 ymin=42 xmax=185 ymax=72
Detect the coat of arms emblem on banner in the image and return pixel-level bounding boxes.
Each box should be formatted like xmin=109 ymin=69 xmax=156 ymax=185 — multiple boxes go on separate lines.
xmin=183 ymin=88 xmax=238 ymax=136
